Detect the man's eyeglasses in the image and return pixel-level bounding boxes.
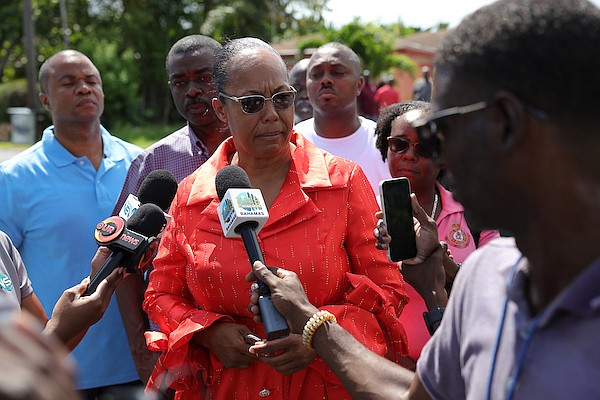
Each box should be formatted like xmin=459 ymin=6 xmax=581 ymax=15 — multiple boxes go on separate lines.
xmin=387 ymin=136 xmax=436 ymax=159
xmin=219 ymin=87 xmax=297 ymax=114
xmin=413 ymin=98 xmax=550 ymax=159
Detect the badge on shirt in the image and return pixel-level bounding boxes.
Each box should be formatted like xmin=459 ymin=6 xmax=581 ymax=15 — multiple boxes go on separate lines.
xmin=0 ymin=273 xmax=14 ymax=292
xmin=445 ymin=223 xmax=471 ymax=248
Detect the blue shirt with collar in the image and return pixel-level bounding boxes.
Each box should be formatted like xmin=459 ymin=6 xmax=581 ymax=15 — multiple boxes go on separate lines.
xmin=0 ymin=125 xmax=142 ymax=389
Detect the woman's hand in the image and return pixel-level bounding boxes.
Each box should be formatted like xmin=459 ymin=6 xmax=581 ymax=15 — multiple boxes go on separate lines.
xmin=249 ymin=334 xmax=316 ymax=375
xmin=374 ymin=194 xmax=439 ymax=264
xmin=192 ymin=322 xmax=257 ymax=369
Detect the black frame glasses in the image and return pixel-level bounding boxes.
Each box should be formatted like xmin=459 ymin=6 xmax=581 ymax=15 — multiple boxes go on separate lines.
xmin=413 ymin=98 xmax=550 ymax=159
xmin=218 ymin=87 xmax=297 ymax=114
xmin=386 ymin=136 xmax=436 ymax=159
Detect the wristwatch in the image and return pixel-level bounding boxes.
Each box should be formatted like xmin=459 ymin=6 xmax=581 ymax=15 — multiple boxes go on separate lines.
xmin=423 ymin=307 xmax=445 ymax=335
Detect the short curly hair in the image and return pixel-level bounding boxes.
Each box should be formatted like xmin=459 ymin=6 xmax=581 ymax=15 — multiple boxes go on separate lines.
xmin=435 ymin=0 xmax=600 ymax=128
xmin=212 ymin=37 xmax=284 ymax=94
xmin=375 ymin=101 xmax=432 ymax=162
xmin=165 ymin=35 xmax=222 ymax=73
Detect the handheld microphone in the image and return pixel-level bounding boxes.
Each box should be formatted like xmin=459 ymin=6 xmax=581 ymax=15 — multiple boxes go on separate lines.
xmin=118 ymin=169 xmax=178 ymax=221
xmin=83 ymin=203 xmax=166 ymax=296
xmin=215 ymin=165 xmax=289 ymax=340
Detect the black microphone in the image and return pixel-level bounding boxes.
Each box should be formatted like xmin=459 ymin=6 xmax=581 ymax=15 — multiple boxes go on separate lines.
xmin=215 ymin=165 xmax=289 ymax=340
xmin=118 ymin=169 xmax=178 ymax=220
xmin=138 ymin=169 xmax=178 ymax=211
xmin=83 ymin=203 xmax=166 ymax=296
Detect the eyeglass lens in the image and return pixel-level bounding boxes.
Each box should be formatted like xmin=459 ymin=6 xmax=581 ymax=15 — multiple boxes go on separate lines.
xmin=388 ymin=137 xmax=436 ymax=158
xmin=240 ymin=91 xmax=295 ymax=114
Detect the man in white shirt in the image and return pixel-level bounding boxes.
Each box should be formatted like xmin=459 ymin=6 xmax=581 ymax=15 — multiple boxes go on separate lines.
xmin=294 ymin=42 xmax=391 ymax=195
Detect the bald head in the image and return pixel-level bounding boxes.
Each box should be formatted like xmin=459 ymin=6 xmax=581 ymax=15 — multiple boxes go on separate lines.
xmin=39 ymin=50 xmax=98 ymax=94
xmin=309 ymin=42 xmax=362 ymax=76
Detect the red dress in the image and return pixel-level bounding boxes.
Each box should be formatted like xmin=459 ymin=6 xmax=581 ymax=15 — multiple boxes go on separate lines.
xmin=143 ymin=132 xmax=408 ymax=399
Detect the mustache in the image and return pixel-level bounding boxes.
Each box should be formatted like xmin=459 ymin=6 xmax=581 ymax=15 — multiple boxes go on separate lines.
xmin=184 ymin=97 xmax=210 ymax=108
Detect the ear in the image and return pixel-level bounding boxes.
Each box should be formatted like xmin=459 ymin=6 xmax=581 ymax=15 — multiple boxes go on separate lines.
xmin=493 ymin=90 xmax=528 ymax=151
xmin=212 ymin=97 xmax=228 ymax=124
xmin=356 ymin=76 xmax=365 ymax=97
xmin=39 ymin=92 xmax=51 ymax=112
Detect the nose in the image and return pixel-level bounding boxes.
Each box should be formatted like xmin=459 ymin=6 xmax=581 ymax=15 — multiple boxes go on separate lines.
xmin=186 ymin=81 xmax=204 ymax=97
xmin=76 ymin=81 xmax=92 ymax=94
xmin=320 ymin=72 xmax=334 ymax=87
xmin=261 ymin=99 xmax=280 ymax=123
xmin=401 ymin=146 xmax=419 ymax=161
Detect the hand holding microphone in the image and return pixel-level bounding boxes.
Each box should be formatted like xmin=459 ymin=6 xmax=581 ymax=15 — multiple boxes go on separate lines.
xmin=83 ymin=203 xmax=166 ymax=296
xmin=215 ymin=165 xmax=289 ymax=340
xmin=119 ymin=169 xmax=178 ymax=227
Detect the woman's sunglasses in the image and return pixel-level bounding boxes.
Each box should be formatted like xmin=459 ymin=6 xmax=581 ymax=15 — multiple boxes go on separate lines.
xmin=219 ymin=87 xmax=297 ymax=114
xmin=386 ymin=136 xmax=436 ymax=159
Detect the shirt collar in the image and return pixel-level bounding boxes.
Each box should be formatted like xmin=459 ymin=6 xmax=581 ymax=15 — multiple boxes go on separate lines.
xmin=186 ymin=123 xmax=209 ymax=157
xmin=187 ymin=130 xmax=338 ymax=206
xmin=42 ymin=125 xmax=125 ymax=167
xmin=508 ymin=255 xmax=600 ymax=327
xmin=435 ymin=181 xmax=464 ymax=218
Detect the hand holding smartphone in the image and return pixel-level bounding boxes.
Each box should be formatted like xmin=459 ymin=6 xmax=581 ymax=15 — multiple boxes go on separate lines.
xmin=379 ymin=178 xmax=417 ymax=262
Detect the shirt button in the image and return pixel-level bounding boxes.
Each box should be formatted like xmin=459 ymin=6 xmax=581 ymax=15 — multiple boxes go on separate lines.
xmin=259 ymin=388 xmax=271 ymax=397
xmin=79 ymin=160 xmax=85 ymax=166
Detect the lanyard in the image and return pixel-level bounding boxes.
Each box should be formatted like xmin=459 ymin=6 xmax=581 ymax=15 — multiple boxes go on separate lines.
xmin=486 ymin=256 xmax=553 ymax=400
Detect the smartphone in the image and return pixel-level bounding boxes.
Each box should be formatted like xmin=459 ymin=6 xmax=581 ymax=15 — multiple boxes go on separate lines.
xmin=379 ymin=177 xmax=417 ymax=262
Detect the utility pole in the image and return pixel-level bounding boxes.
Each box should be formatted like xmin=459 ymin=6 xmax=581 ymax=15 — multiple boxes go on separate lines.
xmin=23 ymin=0 xmax=37 ymax=111
xmin=60 ymin=0 xmax=70 ymax=48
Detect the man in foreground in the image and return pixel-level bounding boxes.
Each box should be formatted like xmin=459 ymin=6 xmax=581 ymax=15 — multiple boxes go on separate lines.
xmin=247 ymin=0 xmax=600 ymax=398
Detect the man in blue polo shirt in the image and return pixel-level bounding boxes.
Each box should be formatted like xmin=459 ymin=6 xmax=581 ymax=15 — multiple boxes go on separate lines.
xmin=0 ymin=49 xmax=142 ymax=399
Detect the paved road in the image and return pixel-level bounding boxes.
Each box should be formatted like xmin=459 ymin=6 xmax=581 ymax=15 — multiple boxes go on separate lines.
xmin=0 ymin=147 xmax=25 ymax=163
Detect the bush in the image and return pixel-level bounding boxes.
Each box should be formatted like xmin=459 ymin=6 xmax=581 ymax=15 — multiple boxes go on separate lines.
xmin=0 ymin=79 xmax=28 ymax=123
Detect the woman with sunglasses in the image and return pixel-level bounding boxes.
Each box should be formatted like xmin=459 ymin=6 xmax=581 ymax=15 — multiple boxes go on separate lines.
xmin=374 ymin=101 xmax=500 ymax=367
xmin=143 ymin=37 xmax=408 ymax=400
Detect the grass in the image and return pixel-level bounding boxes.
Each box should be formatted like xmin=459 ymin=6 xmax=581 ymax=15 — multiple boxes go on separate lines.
xmin=111 ymin=122 xmax=183 ymax=149
xmin=0 ymin=122 xmax=184 ymax=150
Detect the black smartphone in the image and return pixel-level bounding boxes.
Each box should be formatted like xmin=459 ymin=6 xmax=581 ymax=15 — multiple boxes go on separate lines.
xmin=379 ymin=177 xmax=417 ymax=262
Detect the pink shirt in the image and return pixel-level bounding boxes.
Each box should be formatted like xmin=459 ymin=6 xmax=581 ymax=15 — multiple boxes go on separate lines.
xmin=400 ymin=182 xmax=501 ymax=361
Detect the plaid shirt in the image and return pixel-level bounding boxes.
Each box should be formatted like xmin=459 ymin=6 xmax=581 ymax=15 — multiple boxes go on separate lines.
xmin=112 ymin=124 xmax=210 ymax=215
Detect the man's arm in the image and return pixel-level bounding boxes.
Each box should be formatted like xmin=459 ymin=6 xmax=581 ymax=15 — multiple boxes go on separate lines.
xmin=247 ymin=261 xmax=435 ymax=400
xmin=115 ymin=274 xmax=160 ymax=383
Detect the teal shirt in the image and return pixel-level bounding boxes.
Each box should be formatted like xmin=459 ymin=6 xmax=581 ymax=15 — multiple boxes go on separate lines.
xmin=0 ymin=125 xmax=142 ymax=389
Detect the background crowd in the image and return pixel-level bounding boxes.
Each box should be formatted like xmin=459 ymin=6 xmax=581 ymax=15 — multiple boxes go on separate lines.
xmin=1 ymin=0 xmax=599 ymax=399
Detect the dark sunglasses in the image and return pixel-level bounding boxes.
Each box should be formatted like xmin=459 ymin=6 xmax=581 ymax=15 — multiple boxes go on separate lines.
xmin=219 ymin=87 xmax=297 ymax=114
xmin=413 ymin=98 xmax=550 ymax=160
xmin=387 ymin=136 xmax=436 ymax=158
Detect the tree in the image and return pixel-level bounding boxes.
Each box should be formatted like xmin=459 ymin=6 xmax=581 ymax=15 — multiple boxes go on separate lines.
xmin=325 ymin=18 xmax=417 ymax=79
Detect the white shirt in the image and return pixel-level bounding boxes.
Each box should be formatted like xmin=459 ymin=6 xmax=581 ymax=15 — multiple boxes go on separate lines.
xmin=294 ymin=117 xmax=391 ymax=195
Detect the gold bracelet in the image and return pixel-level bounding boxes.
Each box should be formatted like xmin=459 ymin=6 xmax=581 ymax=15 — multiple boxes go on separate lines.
xmin=301 ymin=310 xmax=337 ymax=350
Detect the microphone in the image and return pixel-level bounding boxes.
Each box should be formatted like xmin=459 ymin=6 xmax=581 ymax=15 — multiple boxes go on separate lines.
xmin=118 ymin=169 xmax=178 ymax=220
xmin=83 ymin=203 xmax=166 ymax=296
xmin=215 ymin=165 xmax=289 ymax=340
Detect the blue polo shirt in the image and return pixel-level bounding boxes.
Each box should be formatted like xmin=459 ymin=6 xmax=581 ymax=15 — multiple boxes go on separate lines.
xmin=0 ymin=125 xmax=142 ymax=389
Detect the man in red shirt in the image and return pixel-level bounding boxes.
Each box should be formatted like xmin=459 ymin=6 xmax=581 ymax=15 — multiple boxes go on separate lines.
xmin=375 ymin=76 xmax=401 ymax=112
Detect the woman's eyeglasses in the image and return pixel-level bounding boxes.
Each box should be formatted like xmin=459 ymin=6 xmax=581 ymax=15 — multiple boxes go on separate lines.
xmin=219 ymin=88 xmax=297 ymax=114
xmin=387 ymin=136 xmax=436 ymax=159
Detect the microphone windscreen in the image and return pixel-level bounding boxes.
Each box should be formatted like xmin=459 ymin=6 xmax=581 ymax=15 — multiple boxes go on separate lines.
xmin=126 ymin=203 xmax=166 ymax=237
xmin=215 ymin=165 xmax=251 ymax=201
xmin=138 ymin=169 xmax=178 ymax=210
